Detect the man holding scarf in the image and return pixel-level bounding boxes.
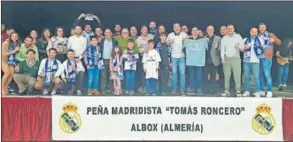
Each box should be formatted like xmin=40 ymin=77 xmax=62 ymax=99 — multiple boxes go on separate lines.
xmin=37 ymin=48 xmax=62 ymax=95
xmin=242 ymin=27 xmax=264 ymax=97
xmin=258 ymin=23 xmax=281 ymax=97
xmin=54 ymin=49 xmax=85 ymax=96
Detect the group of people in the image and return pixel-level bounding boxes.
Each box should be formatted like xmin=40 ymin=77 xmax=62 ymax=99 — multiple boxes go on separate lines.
xmin=1 ymin=13 xmax=293 ymax=97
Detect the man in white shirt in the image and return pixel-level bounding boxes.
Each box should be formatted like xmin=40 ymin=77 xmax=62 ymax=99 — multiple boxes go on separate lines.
xmin=37 ymin=48 xmax=62 ymax=95
xmin=242 ymin=27 xmax=263 ymax=97
xmin=167 ymin=23 xmax=188 ymax=95
xmin=67 ymin=25 xmax=87 ymax=61
xmin=54 ymin=49 xmax=85 ymax=96
xmin=220 ymin=24 xmax=244 ymax=97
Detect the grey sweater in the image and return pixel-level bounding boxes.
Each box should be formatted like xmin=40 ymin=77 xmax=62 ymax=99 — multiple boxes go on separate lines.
xmin=220 ymin=33 xmax=244 ymax=60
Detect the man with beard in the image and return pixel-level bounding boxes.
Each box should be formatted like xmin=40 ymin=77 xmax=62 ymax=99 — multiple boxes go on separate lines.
xmin=37 ymin=48 xmax=61 ymax=95
xmin=67 ymin=25 xmax=87 ymax=61
xmin=130 ymin=26 xmax=138 ymax=40
xmin=113 ymin=24 xmax=122 ymax=37
xmin=258 ymin=23 xmax=281 ymax=97
xmin=148 ymin=21 xmax=158 ymax=36
xmin=16 ymin=36 xmax=39 ymax=62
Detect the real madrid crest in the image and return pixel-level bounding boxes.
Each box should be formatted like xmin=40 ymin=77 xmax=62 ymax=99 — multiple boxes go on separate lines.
xmin=252 ymin=103 xmax=275 ymax=135
xmin=59 ymin=102 xmax=82 ymax=133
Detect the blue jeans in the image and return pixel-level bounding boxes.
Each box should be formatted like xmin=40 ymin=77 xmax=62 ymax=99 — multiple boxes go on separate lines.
xmin=188 ymin=66 xmax=203 ymax=90
xmin=244 ymin=62 xmax=260 ymax=92
xmin=259 ymin=58 xmax=272 ymax=92
xmin=146 ymin=78 xmax=157 ymax=95
xmin=171 ymin=57 xmax=185 ymax=91
xmin=125 ymin=70 xmax=136 ymax=91
xmin=278 ymin=63 xmax=289 ymax=85
xmin=88 ymin=67 xmax=100 ymax=90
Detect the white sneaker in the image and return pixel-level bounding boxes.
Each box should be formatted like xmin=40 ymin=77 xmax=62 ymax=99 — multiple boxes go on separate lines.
xmin=283 ymin=84 xmax=287 ymax=87
xmin=242 ymin=91 xmax=250 ymax=97
xmin=254 ymin=92 xmax=260 ymax=98
xmin=266 ymin=91 xmax=273 ymax=98
xmin=236 ymin=91 xmax=242 ymax=97
xmin=51 ymin=89 xmax=57 ymax=95
xmin=259 ymin=91 xmax=266 ymax=97
xmin=221 ymin=91 xmax=230 ymax=97
xmin=43 ymin=89 xmax=49 ymax=95
xmin=77 ymin=90 xmax=82 ymax=96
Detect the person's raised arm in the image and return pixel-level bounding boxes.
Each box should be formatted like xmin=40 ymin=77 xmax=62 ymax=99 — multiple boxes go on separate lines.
xmin=73 ymin=13 xmax=86 ymax=27
xmin=93 ymin=15 xmax=103 ymax=29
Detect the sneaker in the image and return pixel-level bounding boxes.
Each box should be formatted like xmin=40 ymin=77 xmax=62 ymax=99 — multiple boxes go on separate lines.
xmin=138 ymin=87 xmax=144 ymax=93
xmin=236 ymin=91 xmax=242 ymax=97
xmin=152 ymin=94 xmax=157 ymax=96
xmin=187 ymin=88 xmax=195 ymax=95
xmin=88 ymin=90 xmax=93 ymax=95
xmin=161 ymin=92 xmax=167 ymax=95
xmin=92 ymin=90 xmax=100 ymax=95
xmin=124 ymin=91 xmax=129 ymax=95
xmin=278 ymin=86 xmax=283 ymax=91
xmin=43 ymin=89 xmax=49 ymax=95
xmin=77 ymin=90 xmax=83 ymax=96
xmin=129 ymin=91 xmax=135 ymax=95
xmin=171 ymin=90 xmax=177 ymax=95
xmin=266 ymin=91 xmax=273 ymax=98
xmin=180 ymin=91 xmax=185 ymax=96
xmin=253 ymin=92 xmax=260 ymax=98
xmin=196 ymin=89 xmax=203 ymax=96
xmin=106 ymin=89 xmax=111 ymax=93
xmin=221 ymin=91 xmax=230 ymax=97
xmin=259 ymin=91 xmax=266 ymax=97
xmin=51 ymin=89 xmax=57 ymax=95
xmin=242 ymin=91 xmax=250 ymax=97
xmin=283 ymin=84 xmax=287 ymax=87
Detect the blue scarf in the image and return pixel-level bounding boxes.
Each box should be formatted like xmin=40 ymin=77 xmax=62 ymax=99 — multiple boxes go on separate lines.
xmin=112 ymin=55 xmax=124 ymax=79
xmin=128 ymin=53 xmax=137 ymax=69
xmin=86 ymin=45 xmax=96 ymax=67
xmin=44 ymin=59 xmax=58 ymax=85
xmin=67 ymin=60 xmax=77 ymax=83
xmin=244 ymin=37 xmax=264 ymax=58
xmin=262 ymin=31 xmax=271 ymax=46
xmin=7 ymin=43 xmax=19 ymax=65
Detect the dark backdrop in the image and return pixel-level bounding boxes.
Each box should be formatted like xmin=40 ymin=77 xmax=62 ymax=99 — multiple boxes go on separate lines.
xmin=2 ymin=1 xmax=293 ymax=83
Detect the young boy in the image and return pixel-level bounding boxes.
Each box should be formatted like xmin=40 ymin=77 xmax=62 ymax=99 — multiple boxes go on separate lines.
xmin=156 ymin=33 xmax=171 ymax=95
xmin=84 ymin=36 xmax=101 ymax=95
xmin=142 ymin=39 xmax=161 ymax=95
xmin=122 ymin=39 xmax=139 ymax=95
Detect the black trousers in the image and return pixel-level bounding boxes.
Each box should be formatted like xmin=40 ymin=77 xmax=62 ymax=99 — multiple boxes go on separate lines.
xmin=135 ymin=56 xmax=145 ymax=90
xmin=158 ymin=65 xmax=169 ymax=93
xmin=56 ymin=72 xmax=85 ymax=95
xmin=100 ymin=59 xmax=113 ymax=92
xmin=203 ymin=64 xmax=219 ymax=93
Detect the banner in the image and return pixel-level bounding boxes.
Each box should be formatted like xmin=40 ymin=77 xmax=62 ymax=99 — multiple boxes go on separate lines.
xmin=52 ymin=96 xmax=283 ymax=141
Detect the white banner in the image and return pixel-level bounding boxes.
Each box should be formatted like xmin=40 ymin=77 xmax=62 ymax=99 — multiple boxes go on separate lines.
xmin=52 ymin=96 xmax=283 ymax=141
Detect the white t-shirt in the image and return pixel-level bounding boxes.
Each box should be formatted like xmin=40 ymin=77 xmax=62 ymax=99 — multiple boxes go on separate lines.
xmin=167 ymin=32 xmax=188 ymax=58
xmin=249 ymin=40 xmax=259 ymax=63
xmin=67 ymin=35 xmax=87 ymax=59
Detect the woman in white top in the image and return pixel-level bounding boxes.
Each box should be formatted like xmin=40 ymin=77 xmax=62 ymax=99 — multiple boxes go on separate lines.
xmin=46 ymin=27 xmax=68 ymax=62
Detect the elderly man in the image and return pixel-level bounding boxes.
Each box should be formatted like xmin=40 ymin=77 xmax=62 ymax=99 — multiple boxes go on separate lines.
xmin=167 ymin=23 xmax=188 ymax=95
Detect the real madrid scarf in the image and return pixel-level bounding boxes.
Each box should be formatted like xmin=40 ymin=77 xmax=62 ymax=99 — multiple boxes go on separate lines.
xmin=7 ymin=43 xmax=19 ymax=65
xmin=67 ymin=60 xmax=77 ymax=83
xmin=44 ymin=59 xmax=58 ymax=85
xmin=113 ymin=55 xmax=124 ymax=78
xmin=262 ymin=31 xmax=271 ymax=46
xmin=244 ymin=37 xmax=264 ymax=58
xmin=86 ymin=45 xmax=96 ymax=67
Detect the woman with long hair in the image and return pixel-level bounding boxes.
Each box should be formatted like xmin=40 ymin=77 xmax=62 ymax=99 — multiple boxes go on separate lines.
xmin=37 ymin=28 xmax=51 ymax=60
xmin=46 ymin=27 xmax=68 ymax=62
xmin=1 ymin=32 xmax=21 ymax=95
xmin=30 ymin=30 xmax=39 ymax=45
